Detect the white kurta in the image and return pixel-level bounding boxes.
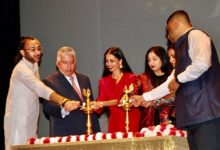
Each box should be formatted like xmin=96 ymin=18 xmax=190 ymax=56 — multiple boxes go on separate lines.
xmin=4 ymin=58 xmax=53 ymax=150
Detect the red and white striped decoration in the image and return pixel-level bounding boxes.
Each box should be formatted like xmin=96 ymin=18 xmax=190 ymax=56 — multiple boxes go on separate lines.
xmin=27 ymin=124 xmax=187 ymax=145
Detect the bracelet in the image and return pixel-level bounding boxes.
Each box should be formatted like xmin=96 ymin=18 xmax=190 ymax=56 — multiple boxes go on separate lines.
xmin=61 ymin=98 xmax=70 ymax=107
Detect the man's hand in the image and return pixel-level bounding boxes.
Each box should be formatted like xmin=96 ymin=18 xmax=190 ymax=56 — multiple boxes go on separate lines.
xmin=63 ymin=100 xmax=80 ymax=112
xmin=168 ymin=78 xmax=180 ymax=95
xmin=141 ymin=101 xmax=156 ymax=108
xmin=130 ymin=95 xmax=145 ymax=107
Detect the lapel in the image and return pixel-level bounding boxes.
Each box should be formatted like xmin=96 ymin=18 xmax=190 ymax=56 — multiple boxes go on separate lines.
xmin=57 ymin=72 xmax=83 ymax=101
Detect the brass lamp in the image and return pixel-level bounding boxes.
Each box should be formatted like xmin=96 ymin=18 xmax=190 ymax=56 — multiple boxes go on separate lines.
xmin=81 ymin=88 xmax=94 ymax=135
xmin=118 ymin=84 xmax=134 ymax=132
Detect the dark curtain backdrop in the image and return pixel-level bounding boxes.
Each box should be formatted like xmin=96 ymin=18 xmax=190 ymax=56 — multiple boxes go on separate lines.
xmin=1 ymin=1 xmax=20 ymax=149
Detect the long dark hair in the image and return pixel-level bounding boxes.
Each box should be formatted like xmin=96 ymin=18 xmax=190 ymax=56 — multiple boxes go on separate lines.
xmin=14 ymin=36 xmax=37 ymax=64
xmin=102 ymin=47 xmax=133 ymax=77
xmin=144 ymin=46 xmax=172 ymax=86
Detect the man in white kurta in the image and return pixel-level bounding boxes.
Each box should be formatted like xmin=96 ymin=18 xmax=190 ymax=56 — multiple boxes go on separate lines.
xmin=4 ymin=58 xmax=53 ymax=150
xmin=4 ymin=37 xmax=80 ymax=150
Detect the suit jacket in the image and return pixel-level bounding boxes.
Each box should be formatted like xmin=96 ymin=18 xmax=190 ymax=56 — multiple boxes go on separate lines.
xmin=43 ymin=72 xmax=100 ymax=136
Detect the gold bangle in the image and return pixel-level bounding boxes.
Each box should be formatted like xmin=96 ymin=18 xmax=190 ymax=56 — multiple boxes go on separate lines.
xmin=61 ymin=98 xmax=70 ymax=107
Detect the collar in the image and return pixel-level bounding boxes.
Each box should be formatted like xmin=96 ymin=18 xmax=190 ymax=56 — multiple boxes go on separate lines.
xmin=22 ymin=57 xmax=39 ymax=72
xmin=64 ymin=73 xmax=77 ymax=80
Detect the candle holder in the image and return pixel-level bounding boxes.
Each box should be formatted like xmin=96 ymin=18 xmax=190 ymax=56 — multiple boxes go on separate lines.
xmin=81 ymin=88 xmax=94 ymax=135
xmin=118 ymin=84 xmax=134 ymax=132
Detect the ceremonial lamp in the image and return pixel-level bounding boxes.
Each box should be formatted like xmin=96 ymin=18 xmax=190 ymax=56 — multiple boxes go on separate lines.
xmin=118 ymin=84 xmax=134 ymax=132
xmin=81 ymin=88 xmax=94 ymax=135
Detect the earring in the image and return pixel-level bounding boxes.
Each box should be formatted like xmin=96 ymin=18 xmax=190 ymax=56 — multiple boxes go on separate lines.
xmin=120 ymin=64 xmax=123 ymax=69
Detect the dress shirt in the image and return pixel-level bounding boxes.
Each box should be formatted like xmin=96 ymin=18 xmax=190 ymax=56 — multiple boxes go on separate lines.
xmin=60 ymin=73 xmax=81 ymax=118
xmin=66 ymin=74 xmax=81 ymax=92
xmin=177 ymin=29 xmax=211 ymax=83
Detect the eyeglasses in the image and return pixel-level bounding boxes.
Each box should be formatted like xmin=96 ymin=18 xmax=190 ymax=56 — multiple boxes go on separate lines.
xmin=24 ymin=46 xmax=43 ymax=52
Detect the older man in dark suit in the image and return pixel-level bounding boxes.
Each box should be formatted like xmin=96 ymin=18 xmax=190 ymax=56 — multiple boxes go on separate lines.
xmin=43 ymin=46 xmax=100 ymax=136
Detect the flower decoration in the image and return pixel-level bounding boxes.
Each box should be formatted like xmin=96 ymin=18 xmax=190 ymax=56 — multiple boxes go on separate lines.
xmin=27 ymin=124 xmax=187 ymax=145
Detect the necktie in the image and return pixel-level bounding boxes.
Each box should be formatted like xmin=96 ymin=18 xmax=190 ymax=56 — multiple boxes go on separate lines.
xmin=70 ymin=77 xmax=83 ymax=100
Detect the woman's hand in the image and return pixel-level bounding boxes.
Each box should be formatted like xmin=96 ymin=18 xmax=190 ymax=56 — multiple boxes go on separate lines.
xmin=90 ymin=101 xmax=104 ymax=110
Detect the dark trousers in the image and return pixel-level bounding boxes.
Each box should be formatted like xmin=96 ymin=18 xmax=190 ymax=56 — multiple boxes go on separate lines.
xmin=186 ymin=118 xmax=220 ymax=150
